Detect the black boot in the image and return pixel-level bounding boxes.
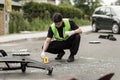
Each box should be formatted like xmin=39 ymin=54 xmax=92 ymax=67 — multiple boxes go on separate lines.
xmin=55 ymin=52 xmax=65 ymax=60
xmin=67 ymin=55 xmax=74 ymax=62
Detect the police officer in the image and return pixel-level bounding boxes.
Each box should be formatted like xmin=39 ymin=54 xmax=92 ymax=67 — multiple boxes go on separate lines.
xmin=41 ymin=13 xmax=82 ymax=62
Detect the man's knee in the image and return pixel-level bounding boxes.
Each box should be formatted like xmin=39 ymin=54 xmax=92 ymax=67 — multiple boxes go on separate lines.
xmin=75 ymin=34 xmax=80 ymax=38
xmin=74 ymin=34 xmax=81 ymax=42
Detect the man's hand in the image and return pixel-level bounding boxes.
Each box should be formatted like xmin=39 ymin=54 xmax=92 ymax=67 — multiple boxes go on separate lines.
xmin=41 ymin=51 xmax=45 ymax=58
xmin=65 ymin=31 xmax=75 ymax=36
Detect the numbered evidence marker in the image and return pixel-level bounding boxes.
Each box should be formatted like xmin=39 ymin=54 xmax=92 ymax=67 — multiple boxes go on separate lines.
xmin=43 ymin=57 xmax=49 ymax=63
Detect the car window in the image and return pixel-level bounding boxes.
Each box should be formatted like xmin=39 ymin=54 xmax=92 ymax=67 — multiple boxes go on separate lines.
xmin=94 ymin=7 xmax=106 ymax=15
xmin=105 ymin=8 xmax=111 ymax=15
xmin=100 ymin=7 xmax=106 ymax=15
xmin=94 ymin=8 xmax=100 ymax=14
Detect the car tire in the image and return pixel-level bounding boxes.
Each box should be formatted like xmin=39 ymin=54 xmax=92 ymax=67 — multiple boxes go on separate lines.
xmin=92 ymin=23 xmax=99 ymax=32
xmin=112 ymin=23 xmax=120 ymax=34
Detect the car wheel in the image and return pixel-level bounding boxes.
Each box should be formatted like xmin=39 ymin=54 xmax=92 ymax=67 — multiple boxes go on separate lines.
xmin=112 ymin=23 xmax=120 ymax=34
xmin=92 ymin=23 xmax=98 ymax=32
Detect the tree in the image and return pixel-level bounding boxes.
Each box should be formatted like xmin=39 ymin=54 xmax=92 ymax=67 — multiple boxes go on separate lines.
xmin=115 ymin=0 xmax=120 ymax=5
xmin=73 ymin=0 xmax=89 ymax=16
xmin=73 ymin=0 xmax=101 ymax=18
xmin=59 ymin=0 xmax=72 ymax=7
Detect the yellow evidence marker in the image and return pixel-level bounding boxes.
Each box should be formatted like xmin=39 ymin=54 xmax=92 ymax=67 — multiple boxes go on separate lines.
xmin=43 ymin=57 xmax=49 ymax=63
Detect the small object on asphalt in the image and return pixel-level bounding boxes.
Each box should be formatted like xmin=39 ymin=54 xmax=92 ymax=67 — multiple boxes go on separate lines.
xmin=99 ymin=34 xmax=117 ymax=41
xmin=89 ymin=41 xmax=101 ymax=44
xmin=12 ymin=49 xmax=30 ymax=56
xmin=99 ymin=35 xmax=109 ymax=39
xmin=43 ymin=57 xmax=49 ymax=63
xmin=12 ymin=52 xmax=30 ymax=56
xmin=108 ymin=35 xmax=117 ymax=41
xmin=98 ymin=73 xmax=114 ymax=80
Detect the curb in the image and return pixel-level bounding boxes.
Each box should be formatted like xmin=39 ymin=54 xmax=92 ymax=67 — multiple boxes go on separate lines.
xmin=0 ymin=32 xmax=47 ymax=44
xmin=0 ymin=26 xmax=92 ymax=43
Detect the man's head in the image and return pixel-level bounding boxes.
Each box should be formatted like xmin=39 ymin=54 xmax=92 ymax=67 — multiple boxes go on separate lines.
xmin=52 ymin=13 xmax=63 ymax=28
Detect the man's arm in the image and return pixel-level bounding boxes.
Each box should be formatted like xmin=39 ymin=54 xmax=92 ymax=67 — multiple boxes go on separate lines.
xmin=43 ymin=27 xmax=53 ymax=52
xmin=69 ymin=20 xmax=82 ymax=34
xmin=41 ymin=37 xmax=51 ymax=58
xmin=42 ymin=37 xmax=51 ymax=52
xmin=74 ymin=27 xmax=82 ymax=34
xmin=65 ymin=20 xmax=82 ymax=36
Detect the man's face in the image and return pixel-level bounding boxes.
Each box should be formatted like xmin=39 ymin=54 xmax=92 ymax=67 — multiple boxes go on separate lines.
xmin=55 ymin=21 xmax=63 ymax=28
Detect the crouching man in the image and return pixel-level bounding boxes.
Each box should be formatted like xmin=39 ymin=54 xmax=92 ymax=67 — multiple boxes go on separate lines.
xmin=41 ymin=13 xmax=82 ymax=62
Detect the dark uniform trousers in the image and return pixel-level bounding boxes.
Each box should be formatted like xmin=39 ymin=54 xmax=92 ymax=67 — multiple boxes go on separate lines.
xmin=45 ymin=34 xmax=81 ymax=56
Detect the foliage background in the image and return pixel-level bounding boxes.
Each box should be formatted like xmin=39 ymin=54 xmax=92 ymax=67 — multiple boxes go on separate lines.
xmin=9 ymin=1 xmax=91 ymax=33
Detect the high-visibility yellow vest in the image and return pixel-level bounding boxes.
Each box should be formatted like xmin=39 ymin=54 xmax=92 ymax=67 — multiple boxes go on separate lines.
xmin=51 ymin=18 xmax=71 ymax=41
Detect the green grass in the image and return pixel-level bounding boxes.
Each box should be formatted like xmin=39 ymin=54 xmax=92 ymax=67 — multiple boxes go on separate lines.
xmin=73 ymin=17 xmax=91 ymax=26
xmin=35 ymin=18 xmax=91 ymax=31
xmin=9 ymin=17 xmax=91 ymax=33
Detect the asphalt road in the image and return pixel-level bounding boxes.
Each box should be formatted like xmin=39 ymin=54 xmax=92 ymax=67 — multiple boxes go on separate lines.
xmin=0 ymin=30 xmax=120 ymax=80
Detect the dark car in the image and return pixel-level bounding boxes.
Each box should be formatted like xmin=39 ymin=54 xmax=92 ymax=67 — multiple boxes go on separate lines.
xmin=92 ymin=6 xmax=120 ymax=34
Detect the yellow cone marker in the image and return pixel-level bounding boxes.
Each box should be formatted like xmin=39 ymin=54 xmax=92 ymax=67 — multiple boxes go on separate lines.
xmin=43 ymin=57 xmax=49 ymax=63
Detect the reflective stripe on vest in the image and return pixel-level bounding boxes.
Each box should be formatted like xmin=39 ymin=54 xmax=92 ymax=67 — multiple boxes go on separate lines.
xmin=51 ymin=19 xmax=71 ymax=41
